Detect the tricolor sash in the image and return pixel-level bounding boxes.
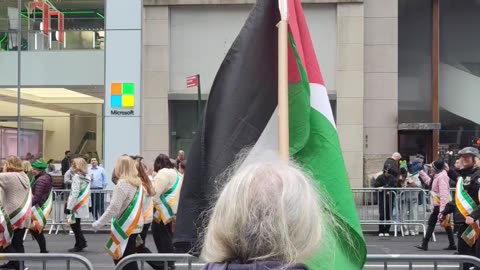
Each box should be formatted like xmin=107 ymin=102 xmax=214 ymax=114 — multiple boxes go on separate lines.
xmin=31 ymin=191 xmax=53 ymax=233
xmin=143 ymin=193 xmax=153 ymax=223
xmin=67 ymin=181 xmax=91 ymax=225
xmin=153 ymin=173 xmax=180 ymax=224
xmin=10 ymin=190 xmax=32 ymax=230
xmin=105 ymin=187 xmax=143 ymax=260
xmin=0 ymin=205 xmax=12 ymax=248
xmin=455 ymin=177 xmax=480 ymax=246
xmin=431 ymin=191 xmax=441 ymax=205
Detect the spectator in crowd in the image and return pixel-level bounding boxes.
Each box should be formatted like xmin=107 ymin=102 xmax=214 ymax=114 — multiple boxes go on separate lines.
xmin=202 ymin=161 xmax=325 ymax=270
xmin=61 ymin=150 xmax=71 ymax=176
xmin=152 ymin=154 xmax=183 ymax=270
xmin=176 ymin=150 xmax=185 ymax=167
xmin=398 ymin=161 xmax=422 ymax=236
xmin=30 ymin=160 xmax=53 ymax=254
xmin=374 ymin=164 xmax=398 ymax=237
xmin=64 ymin=160 xmax=75 ymax=190
xmin=383 ymin=152 xmax=401 ymax=178
xmin=0 ymin=156 xmax=32 ymax=269
xmin=66 ymin=158 xmax=91 ymax=252
xmin=92 ymin=156 xmax=144 ymax=270
xmin=89 ymin=158 xmax=107 ymax=219
xmin=416 ymin=160 xmax=456 ymax=251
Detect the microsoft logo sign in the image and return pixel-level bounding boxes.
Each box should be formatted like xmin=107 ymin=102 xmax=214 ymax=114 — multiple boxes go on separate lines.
xmin=110 ymin=83 xmax=135 ymax=115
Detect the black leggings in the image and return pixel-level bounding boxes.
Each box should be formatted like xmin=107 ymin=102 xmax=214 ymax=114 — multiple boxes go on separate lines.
xmin=70 ymin=218 xmax=87 ymax=248
xmin=30 ymin=230 xmax=48 ymax=253
xmin=2 ymin=227 xmax=26 ymax=270
xmin=114 ymin=233 xmax=139 ymax=270
xmin=152 ymin=221 xmax=174 ymax=268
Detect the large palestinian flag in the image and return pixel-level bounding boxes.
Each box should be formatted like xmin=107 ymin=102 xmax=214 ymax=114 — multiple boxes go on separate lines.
xmin=174 ymin=0 xmax=366 ymax=269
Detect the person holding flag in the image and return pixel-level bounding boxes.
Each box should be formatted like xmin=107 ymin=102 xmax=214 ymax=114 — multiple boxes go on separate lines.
xmin=65 ymin=158 xmax=91 ymax=252
xmin=92 ymin=156 xmax=144 ymax=270
xmin=0 ymin=156 xmax=32 ymax=270
xmin=173 ymin=0 xmax=366 ymax=269
xmin=30 ymin=160 xmax=53 ymax=254
xmin=440 ymin=147 xmax=480 ymax=268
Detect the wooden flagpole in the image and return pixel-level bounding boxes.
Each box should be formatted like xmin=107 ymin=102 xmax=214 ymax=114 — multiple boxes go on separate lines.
xmin=278 ymin=0 xmax=289 ymax=160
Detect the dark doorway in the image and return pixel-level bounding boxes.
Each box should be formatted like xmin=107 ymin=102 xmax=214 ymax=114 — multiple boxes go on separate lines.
xmin=169 ymin=100 xmax=206 ymax=158
xmin=398 ymin=130 xmax=433 ymax=163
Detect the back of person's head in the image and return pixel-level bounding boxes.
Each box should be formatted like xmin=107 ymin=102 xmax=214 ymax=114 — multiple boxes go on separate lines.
xmin=5 ymin=156 xmax=24 ymax=173
xmin=154 ymin=154 xmax=174 ymax=172
xmin=114 ymin=156 xmax=141 ymax=187
xmin=22 ymin=160 xmax=32 ymax=173
xmin=202 ymin=160 xmax=325 ymax=264
xmin=432 ymin=160 xmax=445 ymax=173
xmin=134 ymin=158 xmax=155 ymax=196
xmin=72 ymin=158 xmax=88 ymax=176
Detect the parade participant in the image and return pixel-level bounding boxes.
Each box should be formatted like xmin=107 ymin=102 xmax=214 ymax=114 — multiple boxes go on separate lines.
xmin=131 ymin=156 xmax=162 ymax=270
xmin=151 ymin=154 xmax=183 ymax=269
xmin=65 ymin=158 xmax=91 ymax=252
xmin=30 ymin=160 xmax=53 ymax=254
xmin=202 ymin=161 xmax=325 ymax=269
xmin=441 ymin=147 xmax=480 ymax=268
xmin=92 ymin=156 xmax=144 ymax=270
xmin=415 ymin=160 xmax=456 ymax=251
xmin=0 ymin=156 xmax=32 ymax=270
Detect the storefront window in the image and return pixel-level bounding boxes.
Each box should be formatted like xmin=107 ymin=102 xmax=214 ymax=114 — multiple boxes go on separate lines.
xmin=0 ymin=0 xmax=105 ymax=167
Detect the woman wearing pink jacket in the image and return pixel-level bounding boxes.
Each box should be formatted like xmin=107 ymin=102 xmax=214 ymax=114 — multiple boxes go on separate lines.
xmin=415 ymin=160 xmax=456 ymax=251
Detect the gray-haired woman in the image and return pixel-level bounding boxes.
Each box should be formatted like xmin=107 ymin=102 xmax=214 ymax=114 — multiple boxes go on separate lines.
xmin=202 ymin=161 xmax=326 ymax=270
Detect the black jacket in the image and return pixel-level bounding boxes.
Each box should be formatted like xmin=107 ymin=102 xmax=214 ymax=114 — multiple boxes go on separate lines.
xmin=374 ymin=173 xmax=397 ymax=188
xmin=383 ymin=158 xmax=399 ymax=177
xmin=61 ymin=157 xmax=70 ymax=176
xmin=442 ymin=167 xmax=480 ymax=223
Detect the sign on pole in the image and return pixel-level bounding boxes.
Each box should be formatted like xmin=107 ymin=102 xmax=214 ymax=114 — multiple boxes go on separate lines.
xmin=186 ymin=75 xmax=199 ymax=88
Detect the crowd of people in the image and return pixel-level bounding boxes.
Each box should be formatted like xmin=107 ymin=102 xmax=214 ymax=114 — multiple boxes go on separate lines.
xmin=0 ymin=150 xmax=187 ymax=270
xmin=375 ymin=147 xmax=480 ymax=270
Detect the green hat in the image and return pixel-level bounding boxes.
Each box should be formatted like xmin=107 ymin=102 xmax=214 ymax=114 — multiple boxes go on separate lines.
xmin=399 ymin=160 xmax=408 ymax=169
xmin=32 ymin=160 xmax=47 ymax=169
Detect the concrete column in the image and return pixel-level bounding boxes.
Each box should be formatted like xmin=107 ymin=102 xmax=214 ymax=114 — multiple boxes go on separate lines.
xmin=336 ymin=3 xmax=364 ymax=188
xmin=104 ymin=0 xmax=142 ymax=179
xmin=142 ymin=7 xmax=170 ymax=167
xmin=363 ymin=0 xmax=399 ymax=184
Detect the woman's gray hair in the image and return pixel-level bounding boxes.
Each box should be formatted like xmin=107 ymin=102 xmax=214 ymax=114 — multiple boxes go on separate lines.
xmin=201 ymin=160 xmax=327 ymax=264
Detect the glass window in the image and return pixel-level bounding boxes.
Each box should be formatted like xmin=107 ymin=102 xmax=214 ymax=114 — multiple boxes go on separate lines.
xmin=398 ymin=0 xmax=432 ymax=123
xmin=439 ymin=0 xmax=480 ymax=156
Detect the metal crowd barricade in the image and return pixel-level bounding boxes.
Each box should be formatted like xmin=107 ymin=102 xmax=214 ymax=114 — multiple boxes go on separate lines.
xmin=115 ymin=254 xmax=196 ymax=270
xmin=48 ymin=189 xmax=114 ymax=234
xmin=353 ymin=188 xmax=429 ymax=237
xmin=365 ymin=254 xmax=480 ymax=269
xmin=0 ymin=253 xmax=94 ymax=270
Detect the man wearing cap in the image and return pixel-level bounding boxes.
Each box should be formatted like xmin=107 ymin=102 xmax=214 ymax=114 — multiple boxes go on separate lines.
xmin=440 ymin=147 xmax=480 ymax=267
xmin=415 ymin=159 xmax=456 ymax=251
xmin=30 ymin=160 xmax=53 ymax=253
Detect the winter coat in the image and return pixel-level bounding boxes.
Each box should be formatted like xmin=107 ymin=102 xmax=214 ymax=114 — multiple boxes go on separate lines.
xmin=419 ymin=170 xmax=450 ymax=212
xmin=204 ymin=261 xmax=308 ymax=270
xmin=32 ymin=171 xmax=53 ymax=207
xmin=384 ymin=158 xmax=399 ymax=177
xmin=67 ymin=174 xmax=91 ymax=219
xmin=443 ymin=167 xmax=480 ymax=224
xmin=0 ymin=172 xmax=31 ymax=229
xmin=95 ymin=180 xmax=144 ymax=234
xmin=374 ymin=173 xmax=397 ymax=188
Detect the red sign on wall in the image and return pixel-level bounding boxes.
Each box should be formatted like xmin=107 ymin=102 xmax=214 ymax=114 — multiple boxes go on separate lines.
xmin=186 ymin=75 xmax=199 ymax=88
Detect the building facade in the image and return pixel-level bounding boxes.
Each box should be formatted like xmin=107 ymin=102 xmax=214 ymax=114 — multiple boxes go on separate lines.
xmin=0 ymin=0 xmax=478 ymax=187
